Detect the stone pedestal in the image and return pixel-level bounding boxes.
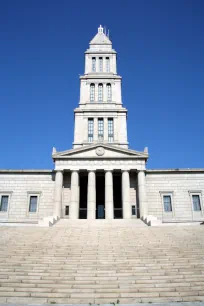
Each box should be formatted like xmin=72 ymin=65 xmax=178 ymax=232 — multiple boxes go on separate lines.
xmin=69 ymin=171 xmax=79 ymax=219
xmin=138 ymin=170 xmax=147 ymax=217
xmin=122 ymin=170 xmax=131 ymax=219
xmin=87 ymin=171 xmax=96 ymax=219
xmin=105 ymin=170 xmax=114 ymax=219
xmin=54 ymin=171 xmax=63 ymax=217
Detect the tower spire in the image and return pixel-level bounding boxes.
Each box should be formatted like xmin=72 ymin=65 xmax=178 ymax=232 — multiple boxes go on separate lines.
xmin=98 ymin=25 xmax=103 ymax=34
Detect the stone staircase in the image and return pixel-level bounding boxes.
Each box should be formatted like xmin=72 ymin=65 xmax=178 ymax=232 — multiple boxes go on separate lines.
xmin=0 ymin=221 xmax=204 ymax=304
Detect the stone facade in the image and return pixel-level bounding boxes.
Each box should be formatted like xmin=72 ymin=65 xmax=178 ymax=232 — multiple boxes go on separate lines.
xmin=0 ymin=26 xmax=204 ymax=224
xmin=146 ymin=170 xmax=204 ymax=222
xmin=0 ymin=170 xmax=54 ymax=222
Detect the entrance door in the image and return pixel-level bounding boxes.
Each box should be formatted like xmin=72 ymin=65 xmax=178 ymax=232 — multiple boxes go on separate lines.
xmin=97 ymin=204 xmax=105 ymax=219
xmin=79 ymin=173 xmax=88 ymax=219
xmin=96 ymin=173 xmax=105 ymax=219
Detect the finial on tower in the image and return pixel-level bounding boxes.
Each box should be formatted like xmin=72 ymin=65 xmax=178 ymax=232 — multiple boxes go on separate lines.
xmin=52 ymin=147 xmax=57 ymax=154
xmin=98 ymin=25 xmax=103 ymax=34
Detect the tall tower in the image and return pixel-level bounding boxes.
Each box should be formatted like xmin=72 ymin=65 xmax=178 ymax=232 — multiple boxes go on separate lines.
xmin=73 ymin=25 xmax=128 ymax=149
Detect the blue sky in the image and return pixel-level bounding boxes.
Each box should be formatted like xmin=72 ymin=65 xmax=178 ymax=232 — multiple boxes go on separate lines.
xmin=0 ymin=0 xmax=203 ymax=169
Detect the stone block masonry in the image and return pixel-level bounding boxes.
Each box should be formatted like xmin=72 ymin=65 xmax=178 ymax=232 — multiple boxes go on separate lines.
xmin=0 ymin=170 xmax=54 ymax=222
xmin=146 ymin=169 xmax=204 ymax=222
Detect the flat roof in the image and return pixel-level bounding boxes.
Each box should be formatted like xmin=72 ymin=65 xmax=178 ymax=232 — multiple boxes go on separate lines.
xmin=146 ymin=168 xmax=204 ymax=173
xmin=0 ymin=169 xmax=53 ymax=174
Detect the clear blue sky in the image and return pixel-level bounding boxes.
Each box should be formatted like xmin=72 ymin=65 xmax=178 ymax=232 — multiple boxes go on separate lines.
xmin=0 ymin=0 xmax=203 ymax=169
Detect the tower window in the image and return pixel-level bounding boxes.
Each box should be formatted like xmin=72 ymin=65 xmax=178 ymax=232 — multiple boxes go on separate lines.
xmin=88 ymin=118 xmax=94 ymax=142
xmin=90 ymin=84 xmax=95 ymax=102
xmin=92 ymin=57 xmax=96 ymax=72
xmin=107 ymin=83 xmax=112 ymax=101
xmin=108 ymin=118 xmax=114 ymax=142
xmin=98 ymin=118 xmax=104 ymax=142
xmin=99 ymin=57 xmax=103 ymax=72
xmin=106 ymin=57 xmax=110 ymax=72
xmin=98 ymin=84 xmax=103 ymax=102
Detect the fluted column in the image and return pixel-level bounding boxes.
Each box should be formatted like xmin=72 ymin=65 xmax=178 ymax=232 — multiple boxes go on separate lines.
xmin=87 ymin=170 xmax=96 ymax=219
xmin=54 ymin=170 xmax=63 ymax=217
xmin=138 ymin=170 xmax=147 ymax=218
xmin=122 ymin=170 xmax=131 ymax=219
xmin=69 ymin=170 xmax=79 ymax=219
xmin=105 ymin=170 xmax=114 ymax=219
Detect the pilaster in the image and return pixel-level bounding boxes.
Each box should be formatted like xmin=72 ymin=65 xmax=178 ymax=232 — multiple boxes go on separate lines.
xmin=54 ymin=170 xmax=63 ymax=217
xmin=138 ymin=170 xmax=147 ymax=218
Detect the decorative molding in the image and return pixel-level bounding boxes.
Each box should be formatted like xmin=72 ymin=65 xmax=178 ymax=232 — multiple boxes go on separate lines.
xmin=96 ymin=147 xmax=105 ymax=156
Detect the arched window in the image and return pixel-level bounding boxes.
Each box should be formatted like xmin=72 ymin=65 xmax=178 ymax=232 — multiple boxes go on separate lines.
xmin=107 ymin=83 xmax=112 ymax=101
xmin=90 ymin=84 xmax=95 ymax=102
xmin=98 ymin=84 xmax=103 ymax=102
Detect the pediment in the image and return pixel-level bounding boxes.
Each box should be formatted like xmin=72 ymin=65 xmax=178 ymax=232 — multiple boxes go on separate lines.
xmin=52 ymin=144 xmax=148 ymax=160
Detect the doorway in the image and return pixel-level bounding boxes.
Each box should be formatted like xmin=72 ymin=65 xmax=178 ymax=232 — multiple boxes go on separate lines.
xmin=79 ymin=172 xmax=88 ymax=219
xmin=96 ymin=173 xmax=105 ymax=219
xmin=113 ymin=173 xmax=123 ymax=218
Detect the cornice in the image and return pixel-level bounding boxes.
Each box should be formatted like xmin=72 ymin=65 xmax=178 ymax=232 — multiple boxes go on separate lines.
xmin=0 ymin=170 xmax=53 ymax=174
xmin=80 ymin=74 xmax=121 ymax=80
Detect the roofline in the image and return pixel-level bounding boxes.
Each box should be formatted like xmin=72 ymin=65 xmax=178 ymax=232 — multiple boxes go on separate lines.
xmin=53 ymin=157 xmax=148 ymax=161
xmin=0 ymin=169 xmax=53 ymax=174
xmin=146 ymin=169 xmax=204 ymax=174
xmin=85 ymin=51 xmax=116 ymax=55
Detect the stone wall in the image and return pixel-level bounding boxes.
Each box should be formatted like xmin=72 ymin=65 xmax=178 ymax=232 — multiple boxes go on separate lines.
xmin=0 ymin=171 xmax=54 ymax=222
xmin=146 ymin=170 xmax=204 ymax=221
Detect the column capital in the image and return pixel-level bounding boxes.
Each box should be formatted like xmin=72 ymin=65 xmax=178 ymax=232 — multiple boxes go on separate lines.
xmin=55 ymin=169 xmax=64 ymax=174
xmin=104 ymin=169 xmax=113 ymax=173
xmin=70 ymin=169 xmax=79 ymax=173
xmin=121 ymin=169 xmax=129 ymax=173
xmin=87 ymin=169 xmax=96 ymax=173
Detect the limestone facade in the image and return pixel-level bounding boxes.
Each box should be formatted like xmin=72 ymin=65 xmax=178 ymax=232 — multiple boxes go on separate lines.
xmin=0 ymin=26 xmax=204 ymax=224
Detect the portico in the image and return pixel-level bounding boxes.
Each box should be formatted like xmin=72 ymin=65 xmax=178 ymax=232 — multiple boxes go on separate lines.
xmin=53 ymin=144 xmax=148 ymax=220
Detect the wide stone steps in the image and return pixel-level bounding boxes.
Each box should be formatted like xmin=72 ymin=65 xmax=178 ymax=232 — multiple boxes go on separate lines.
xmin=0 ymin=223 xmax=204 ymax=304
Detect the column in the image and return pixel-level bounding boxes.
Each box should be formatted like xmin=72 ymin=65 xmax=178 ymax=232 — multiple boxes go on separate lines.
xmin=138 ymin=170 xmax=147 ymax=218
xmin=54 ymin=170 xmax=63 ymax=217
xmin=87 ymin=171 xmax=96 ymax=219
xmin=84 ymin=117 xmax=88 ymax=142
xmin=95 ymin=85 xmax=98 ymax=103
xmin=94 ymin=117 xmax=98 ymax=143
xmin=104 ymin=84 xmax=107 ymax=102
xmin=122 ymin=170 xmax=131 ymax=219
xmin=104 ymin=117 xmax=108 ymax=142
xmin=105 ymin=170 xmax=114 ymax=219
xmin=69 ymin=170 xmax=79 ymax=219
xmin=114 ymin=117 xmax=117 ymax=142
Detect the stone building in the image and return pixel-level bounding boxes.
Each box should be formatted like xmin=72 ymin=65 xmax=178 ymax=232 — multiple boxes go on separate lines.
xmin=0 ymin=26 xmax=204 ymax=225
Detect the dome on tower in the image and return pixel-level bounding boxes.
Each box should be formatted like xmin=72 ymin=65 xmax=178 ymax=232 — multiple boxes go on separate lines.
xmin=89 ymin=25 xmax=112 ymax=45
